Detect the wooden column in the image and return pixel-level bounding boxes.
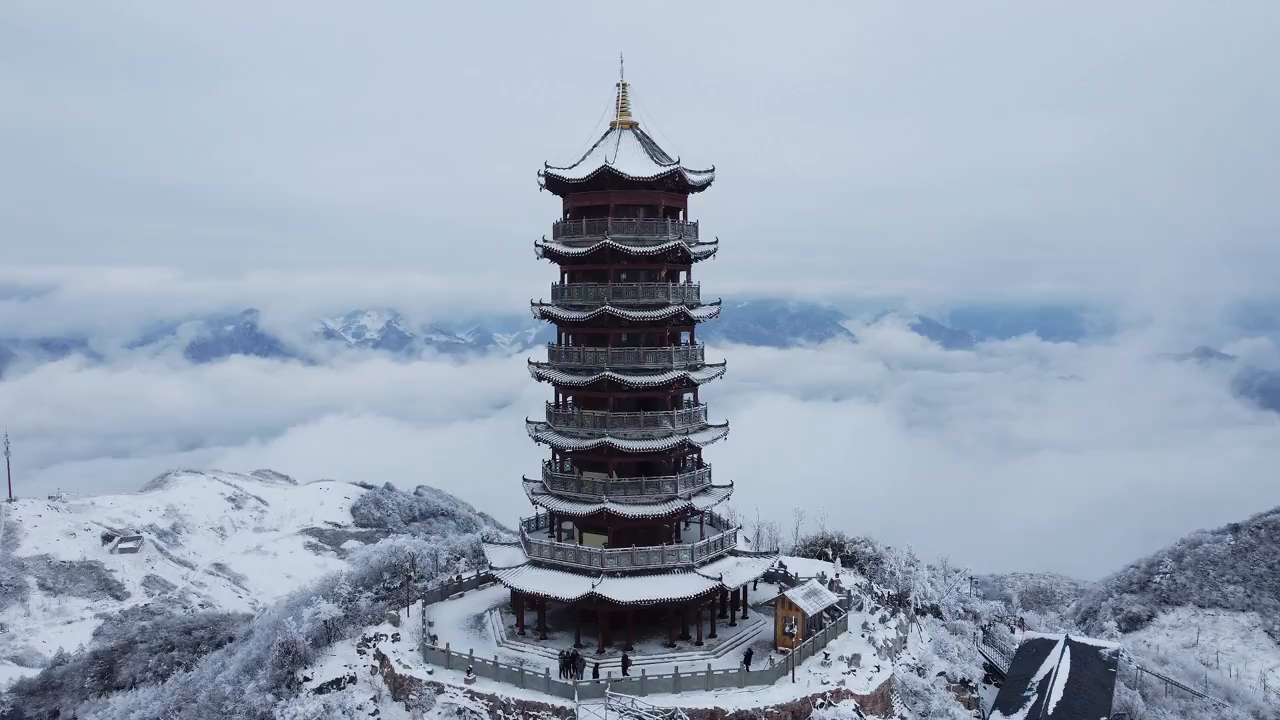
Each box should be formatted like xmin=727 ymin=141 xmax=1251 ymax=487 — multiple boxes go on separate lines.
xmin=597 ymin=607 xmax=607 ymax=654
xmin=694 ymin=602 xmax=704 ymax=646
xmin=741 ymin=587 xmax=749 ymax=620
xmin=516 ymin=593 xmax=526 ymax=636
xmin=667 ymin=608 xmax=677 ymax=648
xmin=538 ymin=599 xmax=548 ymax=640
xmin=719 ymin=590 xmax=729 ymax=619
xmin=625 ymin=609 xmax=635 ymax=651
xmin=699 ymin=512 xmax=705 ymax=540
xmin=680 ymin=603 xmax=690 ymax=640
xmin=729 ymin=591 xmax=738 ymax=627
xmin=707 ymin=598 xmax=718 ymax=639
xmin=574 ymin=604 xmax=583 ymax=649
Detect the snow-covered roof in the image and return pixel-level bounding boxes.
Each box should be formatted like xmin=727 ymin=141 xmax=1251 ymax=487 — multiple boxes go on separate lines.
xmin=694 ymin=554 xmax=777 ymax=589
xmin=991 ymin=634 xmax=1122 ymax=720
xmin=522 ymin=477 xmax=733 ymax=518
xmin=779 ymin=579 xmax=841 ymax=616
xmin=525 ymin=421 xmax=729 ymax=452
xmin=536 ymin=237 xmax=720 ymax=263
xmin=541 ymin=124 xmax=714 ymax=197
xmin=532 ymin=303 xmax=721 ymax=325
xmin=492 ymin=563 xmax=749 ymax=606
xmin=482 ymin=542 xmax=530 ymax=570
xmin=528 ymin=362 xmax=726 ymax=389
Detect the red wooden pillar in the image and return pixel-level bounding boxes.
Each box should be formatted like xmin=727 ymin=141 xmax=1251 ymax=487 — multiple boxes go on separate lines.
xmin=574 ymin=604 xmax=583 ymax=649
xmin=680 ymin=603 xmax=690 ymax=640
xmin=719 ymin=590 xmax=729 ymax=619
xmin=597 ymin=607 xmax=607 ymax=655
xmin=516 ymin=593 xmax=526 ymax=636
xmin=699 ymin=512 xmax=705 ymax=540
xmin=667 ymin=608 xmax=677 ymax=648
xmin=707 ymin=598 xmax=718 ymax=639
xmin=625 ymin=609 xmax=635 ymax=651
xmin=729 ymin=591 xmax=739 ymax=627
xmin=694 ymin=602 xmax=704 ymax=646
xmin=741 ymin=586 xmax=749 ymax=620
xmin=538 ymin=599 xmax=548 ymax=640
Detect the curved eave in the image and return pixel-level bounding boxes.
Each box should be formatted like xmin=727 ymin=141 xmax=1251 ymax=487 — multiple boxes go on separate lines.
xmin=490 ymin=554 xmax=775 ymax=605
xmin=536 ymin=238 xmax=719 ymax=264
xmin=541 ymin=167 xmax=715 ymax=197
xmin=525 ymin=420 xmax=730 ymax=453
xmin=532 ymin=302 xmax=721 ymax=325
xmin=522 ymin=477 xmax=734 ymax=519
xmin=528 ymin=361 xmax=727 ymax=389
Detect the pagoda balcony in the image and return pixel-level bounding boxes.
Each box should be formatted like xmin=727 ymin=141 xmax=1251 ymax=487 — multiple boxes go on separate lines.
xmin=545 ymin=402 xmax=707 ymax=434
xmin=541 ymin=461 xmax=713 ymax=501
xmin=518 ymin=512 xmax=737 ymax=571
xmin=550 ymin=282 xmax=701 ymax=306
xmin=545 ymin=343 xmax=705 ymax=370
xmin=551 ymin=217 xmax=699 ymax=241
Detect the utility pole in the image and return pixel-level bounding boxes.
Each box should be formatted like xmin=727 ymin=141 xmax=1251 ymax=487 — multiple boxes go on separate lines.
xmin=4 ymin=430 xmax=12 ymax=502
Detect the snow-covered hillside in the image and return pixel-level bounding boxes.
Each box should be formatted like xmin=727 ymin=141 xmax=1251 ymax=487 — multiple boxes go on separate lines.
xmin=0 ymin=470 xmax=370 ymax=676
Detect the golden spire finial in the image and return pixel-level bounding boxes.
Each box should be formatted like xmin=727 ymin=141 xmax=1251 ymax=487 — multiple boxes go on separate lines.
xmin=610 ymin=53 xmax=637 ymax=129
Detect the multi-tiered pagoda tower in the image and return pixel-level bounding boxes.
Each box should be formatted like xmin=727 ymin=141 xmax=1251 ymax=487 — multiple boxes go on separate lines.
xmin=485 ymin=69 xmax=774 ymax=656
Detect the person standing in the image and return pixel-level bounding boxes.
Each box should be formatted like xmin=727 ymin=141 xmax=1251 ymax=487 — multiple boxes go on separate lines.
xmin=620 ymin=652 xmax=632 ymax=677
xmin=743 ymin=647 xmax=754 ymax=671
xmin=576 ymin=651 xmax=587 ymax=680
xmin=592 ymin=662 xmax=600 ymax=680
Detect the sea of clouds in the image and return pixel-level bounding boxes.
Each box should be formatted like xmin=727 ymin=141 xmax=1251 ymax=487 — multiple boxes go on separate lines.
xmin=3 ymin=271 xmax=1279 ymax=582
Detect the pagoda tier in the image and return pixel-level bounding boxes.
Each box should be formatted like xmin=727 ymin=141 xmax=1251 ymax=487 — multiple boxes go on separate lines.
xmin=490 ymin=68 xmax=772 ymax=655
xmin=527 ymin=360 xmax=727 ymax=390
xmin=536 ymin=236 xmax=720 ymax=265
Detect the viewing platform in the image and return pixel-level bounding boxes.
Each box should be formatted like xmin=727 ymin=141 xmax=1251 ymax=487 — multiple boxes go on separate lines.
xmin=518 ymin=512 xmax=737 ymax=572
xmin=551 ymin=217 xmax=699 ymax=241
xmin=540 ymin=462 xmax=712 ymax=501
xmin=545 ymin=402 xmax=708 ymax=435
xmin=545 ymin=344 xmax=705 ymax=370
xmin=550 ymin=282 xmax=700 ymax=306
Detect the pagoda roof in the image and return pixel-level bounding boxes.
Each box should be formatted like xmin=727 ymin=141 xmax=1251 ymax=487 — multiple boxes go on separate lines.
xmin=536 ymin=237 xmax=719 ymax=264
xmin=528 ymin=361 xmax=726 ymax=389
xmin=525 ymin=420 xmax=729 ymax=453
xmin=540 ymin=124 xmax=714 ymax=197
xmin=485 ymin=552 xmax=774 ymax=605
xmin=521 ymin=477 xmax=733 ymax=519
xmin=532 ymin=302 xmax=720 ymax=325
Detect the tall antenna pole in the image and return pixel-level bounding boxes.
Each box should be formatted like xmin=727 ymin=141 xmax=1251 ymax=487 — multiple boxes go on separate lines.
xmin=4 ymin=430 xmax=11 ymax=502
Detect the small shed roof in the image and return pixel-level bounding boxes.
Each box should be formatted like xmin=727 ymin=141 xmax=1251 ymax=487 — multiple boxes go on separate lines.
xmin=990 ymin=633 xmax=1121 ymax=720
xmin=780 ymin=579 xmax=840 ymax=616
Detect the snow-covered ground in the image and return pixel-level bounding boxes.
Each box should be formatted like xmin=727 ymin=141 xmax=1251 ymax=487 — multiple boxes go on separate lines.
xmin=1127 ymin=607 xmax=1280 ymax=692
xmin=1 ymin=470 xmax=370 ymax=680
xmin=302 ymin=568 xmax=905 ymax=711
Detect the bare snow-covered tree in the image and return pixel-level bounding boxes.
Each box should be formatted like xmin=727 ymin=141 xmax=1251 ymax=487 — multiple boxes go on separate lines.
xmin=789 ymin=507 xmax=807 ymax=553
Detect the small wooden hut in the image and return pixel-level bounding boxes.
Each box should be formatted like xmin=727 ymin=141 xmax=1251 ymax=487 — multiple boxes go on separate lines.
xmin=772 ymin=578 xmax=840 ymax=650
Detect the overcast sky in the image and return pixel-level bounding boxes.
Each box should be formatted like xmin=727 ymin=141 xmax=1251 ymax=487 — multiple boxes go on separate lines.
xmin=3 ymin=3 xmax=1280 ymax=579
xmin=4 ymin=1 xmax=1278 ymax=304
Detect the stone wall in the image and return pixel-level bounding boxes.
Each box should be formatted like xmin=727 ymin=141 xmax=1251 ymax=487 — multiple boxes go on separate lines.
xmin=681 ymin=678 xmax=894 ymax=720
xmin=375 ymin=649 xmax=574 ymax=720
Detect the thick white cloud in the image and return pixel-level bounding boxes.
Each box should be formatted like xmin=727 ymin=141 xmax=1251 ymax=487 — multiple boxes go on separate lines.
xmin=3 ymin=316 xmax=1278 ymax=580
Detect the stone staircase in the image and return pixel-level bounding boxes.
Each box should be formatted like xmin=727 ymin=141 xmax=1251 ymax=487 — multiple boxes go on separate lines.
xmin=486 ymin=608 xmax=768 ymax=671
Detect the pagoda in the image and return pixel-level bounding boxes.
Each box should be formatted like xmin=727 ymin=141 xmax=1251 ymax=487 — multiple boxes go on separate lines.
xmin=484 ymin=65 xmax=775 ymax=656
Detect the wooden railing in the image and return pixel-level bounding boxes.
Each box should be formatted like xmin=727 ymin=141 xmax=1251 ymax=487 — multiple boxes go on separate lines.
xmin=545 ymin=344 xmax=705 ymax=370
xmin=551 ymin=217 xmax=699 ymax=241
xmin=545 ymin=403 xmax=707 ymax=434
xmin=550 ymin=282 xmax=700 ymax=306
xmin=517 ymin=512 xmax=736 ymax=571
xmin=540 ymin=462 xmax=712 ymax=500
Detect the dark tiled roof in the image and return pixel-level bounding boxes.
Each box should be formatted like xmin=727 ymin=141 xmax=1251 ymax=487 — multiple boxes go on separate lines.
xmin=989 ymin=633 xmax=1120 ymax=720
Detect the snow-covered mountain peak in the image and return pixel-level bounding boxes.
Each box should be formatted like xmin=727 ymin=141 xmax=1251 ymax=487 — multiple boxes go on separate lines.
xmin=0 ymin=471 xmax=369 ymax=674
xmin=317 ymin=308 xmax=414 ymax=350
